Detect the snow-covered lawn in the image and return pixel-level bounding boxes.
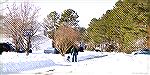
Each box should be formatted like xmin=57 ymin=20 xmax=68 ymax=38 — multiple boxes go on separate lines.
xmin=25 ymin=53 xmax=149 ymax=75
xmin=0 ymin=51 xmax=150 ymax=75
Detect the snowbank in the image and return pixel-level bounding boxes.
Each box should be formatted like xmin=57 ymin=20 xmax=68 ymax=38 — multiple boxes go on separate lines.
xmin=1 ymin=51 xmax=107 ymax=74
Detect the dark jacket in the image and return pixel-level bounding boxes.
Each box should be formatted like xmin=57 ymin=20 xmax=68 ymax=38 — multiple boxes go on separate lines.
xmin=71 ymin=47 xmax=78 ymax=55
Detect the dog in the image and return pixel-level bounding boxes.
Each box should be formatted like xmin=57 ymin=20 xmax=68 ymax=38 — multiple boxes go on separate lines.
xmin=67 ymin=56 xmax=70 ymax=62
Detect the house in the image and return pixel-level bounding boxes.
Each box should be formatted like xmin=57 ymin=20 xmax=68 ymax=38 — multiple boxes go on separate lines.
xmin=31 ymin=26 xmax=53 ymax=50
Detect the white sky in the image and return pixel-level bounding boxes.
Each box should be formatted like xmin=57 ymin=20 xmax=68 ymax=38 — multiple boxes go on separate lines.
xmin=1 ymin=0 xmax=118 ymax=28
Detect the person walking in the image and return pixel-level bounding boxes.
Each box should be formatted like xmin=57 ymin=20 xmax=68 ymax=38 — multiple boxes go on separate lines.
xmin=79 ymin=42 xmax=84 ymax=52
xmin=71 ymin=45 xmax=78 ymax=62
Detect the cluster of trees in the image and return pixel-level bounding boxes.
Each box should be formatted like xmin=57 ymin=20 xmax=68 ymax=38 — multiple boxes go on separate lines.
xmin=2 ymin=0 xmax=150 ymax=55
xmin=1 ymin=1 xmax=84 ymax=56
xmin=43 ymin=9 xmax=80 ymax=38
xmin=87 ymin=0 xmax=150 ymax=53
xmin=43 ymin=9 xmax=84 ymax=56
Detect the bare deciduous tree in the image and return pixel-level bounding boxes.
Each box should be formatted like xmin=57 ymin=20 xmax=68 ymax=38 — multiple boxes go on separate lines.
xmin=54 ymin=24 xmax=79 ymax=56
xmin=3 ymin=2 xmax=40 ymax=55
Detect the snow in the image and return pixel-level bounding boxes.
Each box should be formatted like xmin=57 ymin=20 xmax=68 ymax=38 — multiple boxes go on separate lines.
xmin=0 ymin=51 xmax=150 ymax=75
xmin=0 ymin=37 xmax=13 ymax=43
xmin=31 ymin=35 xmax=53 ymax=51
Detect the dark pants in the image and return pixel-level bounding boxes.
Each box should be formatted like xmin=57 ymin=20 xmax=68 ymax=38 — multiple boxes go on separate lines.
xmin=72 ymin=53 xmax=77 ymax=62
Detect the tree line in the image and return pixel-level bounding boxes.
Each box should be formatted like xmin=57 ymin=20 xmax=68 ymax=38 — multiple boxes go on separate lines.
xmin=87 ymin=0 xmax=150 ymax=53
xmin=1 ymin=0 xmax=150 ymax=55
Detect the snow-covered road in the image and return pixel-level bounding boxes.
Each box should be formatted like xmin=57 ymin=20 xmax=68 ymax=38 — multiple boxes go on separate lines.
xmin=1 ymin=51 xmax=150 ymax=75
xmin=21 ymin=53 xmax=150 ymax=75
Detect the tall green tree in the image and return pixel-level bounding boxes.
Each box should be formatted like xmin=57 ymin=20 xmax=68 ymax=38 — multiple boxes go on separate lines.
xmin=87 ymin=0 xmax=148 ymax=53
xmin=60 ymin=9 xmax=79 ymax=27
xmin=76 ymin=27 xmax=87 ymax=42
xmin=124 ymin=0 xmax=150 ymax=48
xmin=43 ymin=11 xmax=60 ymax=39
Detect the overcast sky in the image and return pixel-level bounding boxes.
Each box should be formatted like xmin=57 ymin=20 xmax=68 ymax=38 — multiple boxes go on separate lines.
xmin=1 ymin=0 xmax=118 ymax=28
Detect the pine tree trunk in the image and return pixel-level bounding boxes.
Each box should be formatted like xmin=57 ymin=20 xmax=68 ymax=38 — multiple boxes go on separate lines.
xmin=147 ymin=25 xmax=150 ymax=48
